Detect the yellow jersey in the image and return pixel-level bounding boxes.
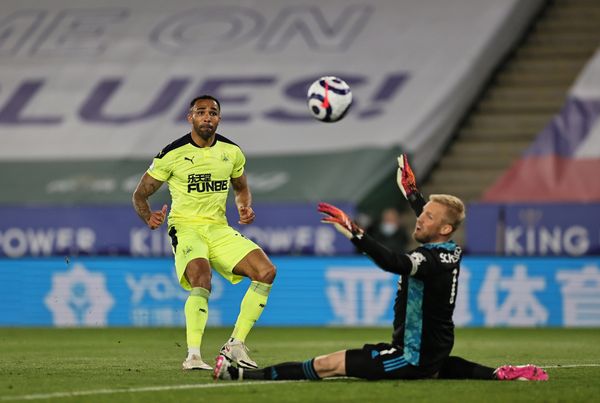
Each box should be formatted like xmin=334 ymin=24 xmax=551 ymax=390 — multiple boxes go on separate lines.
xmin=147 ymin=133 xmax=245 ymax=226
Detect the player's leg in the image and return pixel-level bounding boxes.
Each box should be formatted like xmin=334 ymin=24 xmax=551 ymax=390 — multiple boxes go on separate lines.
xmin=313 ymin=350 xmax=347 ymax=378
xmin=230 ymin=248 xmax=276 ymax=342
xmin=214 ymin=350 xmax=346 ymax=381
xmin=437 ymin=356 xmax=496 ymax=380
xmin=170 ymin=225 xmax=212 ymax=370
xmin=181 ymin=258 xmax=212 ymax=370
xmin=345 ymin=343 xmax=433 ymax=380
xmin=437 ymin=356 xmax=548 ymax=381
xmin=209 ymin=226 xmax=275 ymax=369
xmin=218 ymin=249 xmax=275 ymax=369
xmin=215 ymin=343 xmax=432 ymax=382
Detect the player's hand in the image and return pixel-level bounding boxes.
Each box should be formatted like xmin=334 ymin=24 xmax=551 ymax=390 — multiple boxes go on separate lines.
xmin=238 ymin=206 xmax=256 ymax=225
xmin=317 ymin=202 xmax=363 ymax=240
xmin=147 ymin=204 xmax=168 ymax=230
xmin=397 ymin=154 xmax=418 ymax=199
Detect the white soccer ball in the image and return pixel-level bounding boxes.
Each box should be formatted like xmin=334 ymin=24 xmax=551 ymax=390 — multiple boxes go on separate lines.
xmin=307 ymin=76 xmax=352 ymax=122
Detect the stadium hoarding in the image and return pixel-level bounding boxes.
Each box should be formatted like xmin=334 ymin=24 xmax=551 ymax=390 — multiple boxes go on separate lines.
xmin=0 ymin=0 xmax=543 ymax=206
xmin=1 ymin=256 xmax=599 ymax=327
xmin=0 ymin=203 xmax=355 ymax=257
xmin=466 ymin=203 xmax=600 ymax=256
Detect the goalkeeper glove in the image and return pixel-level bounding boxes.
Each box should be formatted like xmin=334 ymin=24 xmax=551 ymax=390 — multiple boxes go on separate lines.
xmin=397 ymin=153 xmax=418 ymax=199
xmin=317 ymin=202 xmax=363 ymax=240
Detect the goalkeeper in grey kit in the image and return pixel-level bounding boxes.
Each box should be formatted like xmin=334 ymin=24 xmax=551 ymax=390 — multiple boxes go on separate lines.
xmin=214 ymin=155 xmax=548 ymax=382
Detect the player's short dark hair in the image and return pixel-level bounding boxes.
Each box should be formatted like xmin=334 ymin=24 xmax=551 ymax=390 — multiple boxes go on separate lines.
xmin=189 ymin=95 xmax=221 ymax=111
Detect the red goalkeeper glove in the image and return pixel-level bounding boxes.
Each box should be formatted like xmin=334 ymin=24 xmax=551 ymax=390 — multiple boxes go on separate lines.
xmin=317 ymin=202 xmax=363 ymax=240
xmin=397 ymin=154 xmax=418 ymax=199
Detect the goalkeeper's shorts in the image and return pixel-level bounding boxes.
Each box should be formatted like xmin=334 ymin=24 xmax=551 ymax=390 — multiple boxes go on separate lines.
xmin=345 ymin=343 xmax=438 ymax=380
xmin=168 ymin=223 xmax=260 ymax=290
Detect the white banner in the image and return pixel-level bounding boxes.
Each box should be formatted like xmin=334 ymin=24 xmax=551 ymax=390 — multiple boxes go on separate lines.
xmin=0 ymin=0 xmax=542 ymax=176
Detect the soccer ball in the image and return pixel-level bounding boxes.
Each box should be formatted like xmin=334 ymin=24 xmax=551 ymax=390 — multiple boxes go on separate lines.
xmin=307 ymin=76 xmax=352 ymax=122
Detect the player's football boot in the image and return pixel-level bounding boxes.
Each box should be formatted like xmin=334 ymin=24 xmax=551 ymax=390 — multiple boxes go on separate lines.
xmin=219 ymin=339 xmax=258 ymax=369
xmin=494 ymin=364 xmax=548 ymax=381
xmin=213 ymin=354 xmax=241 ymax=380
xmin=182 ymin=354 xmax=213 ymax=370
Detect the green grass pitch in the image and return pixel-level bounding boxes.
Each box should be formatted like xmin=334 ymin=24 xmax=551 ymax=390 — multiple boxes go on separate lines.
xmin=1 ymin=327 xmax=599 ymax=402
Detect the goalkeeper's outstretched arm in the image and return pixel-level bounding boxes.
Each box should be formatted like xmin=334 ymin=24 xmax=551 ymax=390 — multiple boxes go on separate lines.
xmin=317 ymin=202 xmax=413 ymax=276
xmin=352 ymin=233 xmax=414 ymax=276
xmin=397 ymin=154 xmax=426 ymax=217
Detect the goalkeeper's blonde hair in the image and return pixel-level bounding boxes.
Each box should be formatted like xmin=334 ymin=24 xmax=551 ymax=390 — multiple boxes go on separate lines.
xmin=429 ymin=194 xmax=465 ymax=232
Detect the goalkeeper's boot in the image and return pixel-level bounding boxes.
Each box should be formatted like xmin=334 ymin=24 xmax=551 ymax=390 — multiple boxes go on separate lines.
xmin=219 ymin=339 xmax=258 ymax=369
xmin=213 ymin=354 xmax=241 ymax=380
xmin=182 ymin=354 xmax=213 ymax=371
xmin=494 ymin=364 xmax=548 ymax=381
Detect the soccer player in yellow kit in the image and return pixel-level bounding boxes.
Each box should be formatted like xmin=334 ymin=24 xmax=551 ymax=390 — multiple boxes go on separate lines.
xmin=132 ymin=95 xmax=276 ymax=370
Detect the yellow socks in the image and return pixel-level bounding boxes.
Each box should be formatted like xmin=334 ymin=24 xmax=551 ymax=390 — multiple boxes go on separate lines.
xmin=184 ymin=287 xmax=210 ymax=354
xmin=231 ymin=281 xmax=272 ymax=342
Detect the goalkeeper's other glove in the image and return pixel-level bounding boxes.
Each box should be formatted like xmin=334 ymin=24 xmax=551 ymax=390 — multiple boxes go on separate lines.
xmin=397 ymin=153 xmax=418 ymax=199
xmin=317 ymin=202 xmax=363 ymax=240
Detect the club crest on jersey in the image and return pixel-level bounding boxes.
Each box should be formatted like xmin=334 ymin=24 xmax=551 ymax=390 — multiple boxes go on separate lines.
xmin=409 ymin=251 xmax=427 ymax=267
xmin=221 ymin=153 xmax=229 ymax=162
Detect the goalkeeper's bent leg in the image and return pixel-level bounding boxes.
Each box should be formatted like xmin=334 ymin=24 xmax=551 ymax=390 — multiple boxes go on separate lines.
xmin=220 ymin=351 xmax=345 ymax=381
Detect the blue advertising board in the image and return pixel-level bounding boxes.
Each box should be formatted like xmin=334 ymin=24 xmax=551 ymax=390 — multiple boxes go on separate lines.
xmin=1 ymin=256 xmax=599 ymax=327
xmin=0 ymin=203 xmax=355 ymax=257
xmin=467 ymin=203 xmax=600 ymax=256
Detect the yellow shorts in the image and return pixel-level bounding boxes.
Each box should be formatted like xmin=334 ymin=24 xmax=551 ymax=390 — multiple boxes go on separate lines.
xmin=167 ymin=223 xmax=261 ymax=290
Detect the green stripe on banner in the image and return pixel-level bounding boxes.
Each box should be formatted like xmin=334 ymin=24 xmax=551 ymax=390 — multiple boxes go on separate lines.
xmin=0 ymin=147 xmax=399 ymax=205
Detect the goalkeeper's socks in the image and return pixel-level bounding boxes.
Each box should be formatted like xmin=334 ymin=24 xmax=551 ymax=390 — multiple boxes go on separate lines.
xmin=242 ymin=359 xmax=321 ymax=381
xmin=438 ymin=356 xmax=496 ymax=380
xmin=231 ymin=281 xmax=272 ymax=342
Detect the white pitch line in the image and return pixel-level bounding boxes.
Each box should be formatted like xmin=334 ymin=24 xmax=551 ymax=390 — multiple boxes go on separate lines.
xmin=3 ymin=364 xmax=600 ymax=402
xmin=0 ymin=381 xmax=300 ymax=401
xmin=542 ymin=364 xmax=600 ymax=369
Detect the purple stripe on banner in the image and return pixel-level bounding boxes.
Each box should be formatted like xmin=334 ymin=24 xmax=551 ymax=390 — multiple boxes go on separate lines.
xmin=0 ymin=203 xmax=357 ymax=257
xmin=524 ymin=97 xmax=600 ymax=157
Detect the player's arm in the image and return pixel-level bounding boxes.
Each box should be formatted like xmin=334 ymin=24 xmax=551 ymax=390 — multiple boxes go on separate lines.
xmin=353 ymin=233 xmax=417 ymax=276
xmin=397 ymin=154 xmax=426 ymax=217
xmin=231 ymin=173 xmax=256 ymax=225
xmin=132 ymin=173 xmax=167 ymax=230
xmin=318 ymin=202 xmax=414 ymax=276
